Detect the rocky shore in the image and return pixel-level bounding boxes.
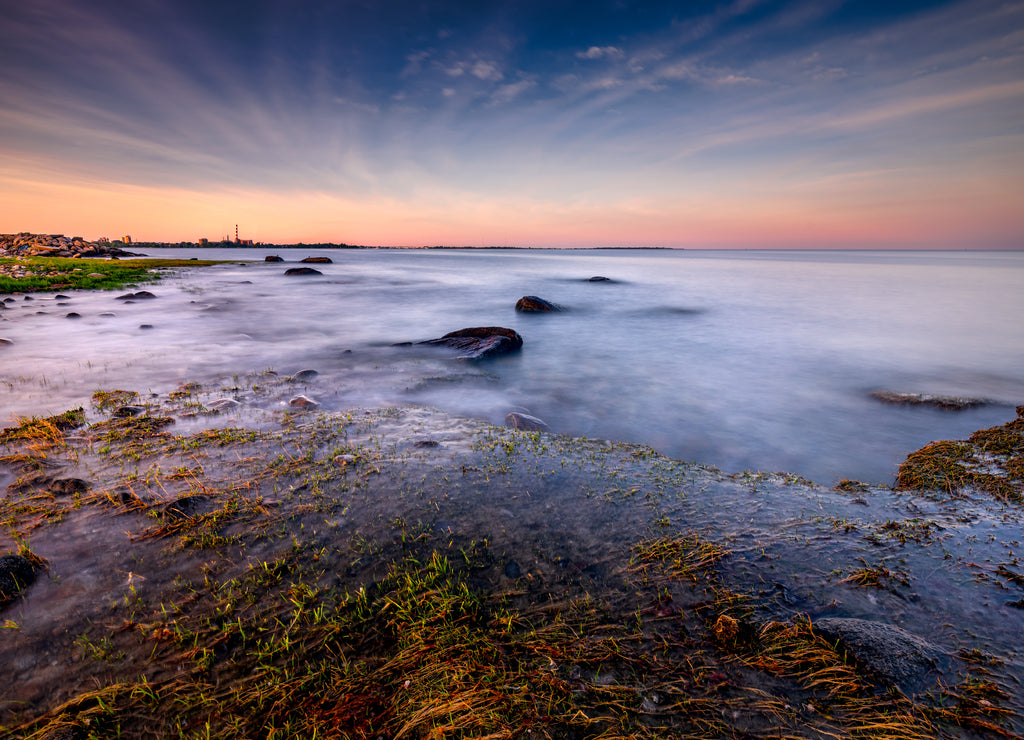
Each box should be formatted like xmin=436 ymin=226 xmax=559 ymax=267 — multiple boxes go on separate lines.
xmin=0 ymin=233 xmax=139 ymax=259
xmin=1 ymin=369 xmax=1022 ymax=738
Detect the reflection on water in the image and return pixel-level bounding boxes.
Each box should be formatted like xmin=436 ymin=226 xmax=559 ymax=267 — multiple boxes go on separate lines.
xmin=2 ymin=248 xmax=1022 ymax=484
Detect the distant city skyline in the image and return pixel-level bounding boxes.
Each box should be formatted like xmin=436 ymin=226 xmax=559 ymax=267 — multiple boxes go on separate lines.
xmin=1 ymin=0 xmax=1022 ymax=249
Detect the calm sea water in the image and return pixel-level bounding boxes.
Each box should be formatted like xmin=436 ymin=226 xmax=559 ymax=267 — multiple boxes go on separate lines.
xmin=2 ymin=248 xmax=1022 ymax=484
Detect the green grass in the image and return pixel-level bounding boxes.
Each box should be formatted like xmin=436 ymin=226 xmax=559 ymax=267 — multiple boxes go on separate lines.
xmin=0 ymin=256 xmax=226 ymax=294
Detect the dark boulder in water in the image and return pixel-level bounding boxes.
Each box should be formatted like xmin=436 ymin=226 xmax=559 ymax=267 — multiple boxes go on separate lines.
xmin=265 ymin=255 xmax=284 ymax=262
xmin=284 ymin=267 xmax=323 ymax=276
xmin=301 ymin=256 xmax=333 ymax=264
xmin=515 ymin=296 xmax=564 ymax=313
xmin=588 ymin=276 xmax=612 ymax=282
xmin=505 ymin=412 xmax=550 ymax=432
xmin=116 ymin=291 xmax=157 ymax=300
xmin=0 ymin=553 xmax=37 ymax=606
xmin=420 ymin=327 xmax=523 ymax=360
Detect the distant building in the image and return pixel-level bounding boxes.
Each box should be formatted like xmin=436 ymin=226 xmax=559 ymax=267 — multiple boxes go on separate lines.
xmin=122 ymin=235 xmax=132 ymax=244
xmin=199 ymin=238 xmax=209 ymax=245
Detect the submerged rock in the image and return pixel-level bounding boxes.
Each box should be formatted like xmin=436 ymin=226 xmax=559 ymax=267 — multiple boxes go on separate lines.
xmin=48 ymin=478 xmax=89 ymax=497
xmin=284 ymin=267 xmax=322 ymax=276
xmin=265 ymin=255 xmax=284 ymax=262
xmin=588 ymin=276 xmax=612 ymax=282
xmin=288 ymin=395 xmax=320 ymax=408
xmin=0 ymin=553 xmax=36 ymax=606
xmin=301 ymin=256 xmax=333 ymax=264
xmin=813 ymin=617 xmax=950 ymax=692
xmin=515 ymin=296 xmax=564 ymax=312
xmin=208 ymin=398 xmax=242 ymax=412
xmin=419 ymin=327 xmax=523 ymax=360
xmin=162 ymin=494 xmax=213 ymax=521
xmin=870 ymin=391 xmax=988 ymax=410
xmin=288 ymin=369 xmax=319 ymax=382
xmin=505 ymin=412 xmax=550 ymax=432
xmin=115 ymin=291 xmax=157 ymax=301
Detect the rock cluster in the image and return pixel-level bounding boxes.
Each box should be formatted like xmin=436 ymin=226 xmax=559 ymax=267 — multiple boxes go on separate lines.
xmin=0 ymin=233 xmax=139 ymax=258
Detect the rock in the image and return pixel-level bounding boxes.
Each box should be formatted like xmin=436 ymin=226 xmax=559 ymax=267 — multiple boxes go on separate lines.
xmin=870 ymin=392 xmax=988 ymax=410
xmin=162 ymin=494 xmax=213 ymax=521
xmin=515 ymin=295 xmax=564 ymax=312
xmin=505 ymin=412 xmax=550 ymax=432
xmin=49 ymin=478 xmax=89 ymax=497
xmin=284 ymin=267 xmax=322 ymax=276
xmin=419 ymin=327 xmax=523 ymax=360
xmin=139 ymin=324 xmax=154 ymax=330
xmin=504 ymin=560 xmax=522 ymax=578
xmin=264 ymin=255 xmax=284 ymax=262
xmin=99 ymin=312 xmax=117 ymax=317
xmin=813 ymin=617 xmax=951 ymax=692
xmin=0 ymin=338 xmax=12 ymax=346
xmin=87 ymin=273 xmax=105 ymax=278
xmin=208 ymin=398 xmax=241 ymax=412
xmin=334 ymin=454 xmax=357 ymax=466
xmin=113 ymin=405 xmax=146 ymax=417
xmin=288 ymin=395 xmax=320 ymax=408
xmin=116 ymin=291 xmax=157 ymax=301
xmin=0 ymin=553 xmax=36 ymax=606
xmin=301 ymin=256 xmax=333 ymax=263
xmin=65 ymin=312 xmax=81 ymax=319
xmin=588 ymin=276 xmax=612 ymax=282
xmin=24 ymin=295 xmax=34 ymax=301
xmin=288 ymin=369 xmax=319 ymax=382
xmin=55 ymin=294 xmax=70 ymax=299
xmin=414 ymin=439 xmax=440 ymax=448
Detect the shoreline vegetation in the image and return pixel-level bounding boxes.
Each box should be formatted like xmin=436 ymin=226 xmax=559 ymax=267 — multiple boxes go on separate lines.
xmin=2 ymin=234 xmax=1023 ymax=738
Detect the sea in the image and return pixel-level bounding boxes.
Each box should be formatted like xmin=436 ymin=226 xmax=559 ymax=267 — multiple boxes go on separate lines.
xmin=2 ymin=248 xmax=1022 ymax=486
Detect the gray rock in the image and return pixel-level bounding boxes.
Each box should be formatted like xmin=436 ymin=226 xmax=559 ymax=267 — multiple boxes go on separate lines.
xmin=301 ymin=256 xmax=333 ymax=263
xmin=113 ymin=405 xmax=146 ymax=417
xmin=515 ymin=295 xmax=564 ymax=312
xmin=0 ymin=338 xmax=12 ymax=346
xmin=116 ymin=291 xmax=156 ymax=300
xmin=0 ymin=553 xmax=36 ymax=606
xmin=264 ymin=255 xmax=284 ymax=262
xmin=288 ymin=395 xmax=320 ymax=408
xmin=208 ymin=398 xmax=242 ymax=412
xmin=588 ymin=276 xmax=612 ymax=282
xmin=505 ymin=412 xmax=550 ymax=432
xmin=419 ymin=327 xmax=523 ymax=360
xmin=284 ymin=267 xmax=322 ymax=276
xmin=869 ymin=391 xmax=988 ymax=410
xmin=813 ymin=617 xmax=951 ymax=692
xmin=65 ymin=312 xmax=81 ymax=319
xmin=288 ymin=369 xmax=319 ymax=382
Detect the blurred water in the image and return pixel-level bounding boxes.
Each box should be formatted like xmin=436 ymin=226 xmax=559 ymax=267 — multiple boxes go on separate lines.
xmin=2 ymin=248 xmax=1022 ymax=484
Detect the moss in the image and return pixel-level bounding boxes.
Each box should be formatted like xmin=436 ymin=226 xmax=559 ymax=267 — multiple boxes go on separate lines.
xmin=0 ymin=256 xmax=225 ymax=294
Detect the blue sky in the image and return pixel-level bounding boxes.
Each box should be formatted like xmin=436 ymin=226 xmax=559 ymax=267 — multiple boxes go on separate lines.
xmin=1 ymin=0 xmax=1021 ymax=247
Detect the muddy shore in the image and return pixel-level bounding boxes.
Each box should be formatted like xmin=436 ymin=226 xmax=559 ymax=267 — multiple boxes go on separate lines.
xmin=2 ymin=369 xmax=1023 ymax=739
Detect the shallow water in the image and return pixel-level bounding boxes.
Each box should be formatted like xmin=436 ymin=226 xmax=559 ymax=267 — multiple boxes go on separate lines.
xmin=2 ymin=248 xmax=1022 ymax=484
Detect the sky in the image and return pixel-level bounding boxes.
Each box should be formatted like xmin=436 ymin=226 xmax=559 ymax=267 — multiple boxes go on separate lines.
xmin=1 ymin=0 xmax=1022 ymax=248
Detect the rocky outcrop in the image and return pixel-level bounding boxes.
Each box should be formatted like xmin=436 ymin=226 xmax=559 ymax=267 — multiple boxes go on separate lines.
xmin=870 ymin=392 xmax=988 ymax=410
xmin=813 ymin=617 xmax=951 ymax=692
xmin=0 ymin=233 xmax=139 ymax=258
xmin=420 ymin=327 xmax=523 ymax=360
xmin=515 ymin=296 xmax=564 ymax=312
xmin=505 ymin=412 xmax=550 ymax=432
xmin=0 ymin=553 xmax=36 ymax=606
xmin=284 ymin=267 xmax=322 ymax=276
